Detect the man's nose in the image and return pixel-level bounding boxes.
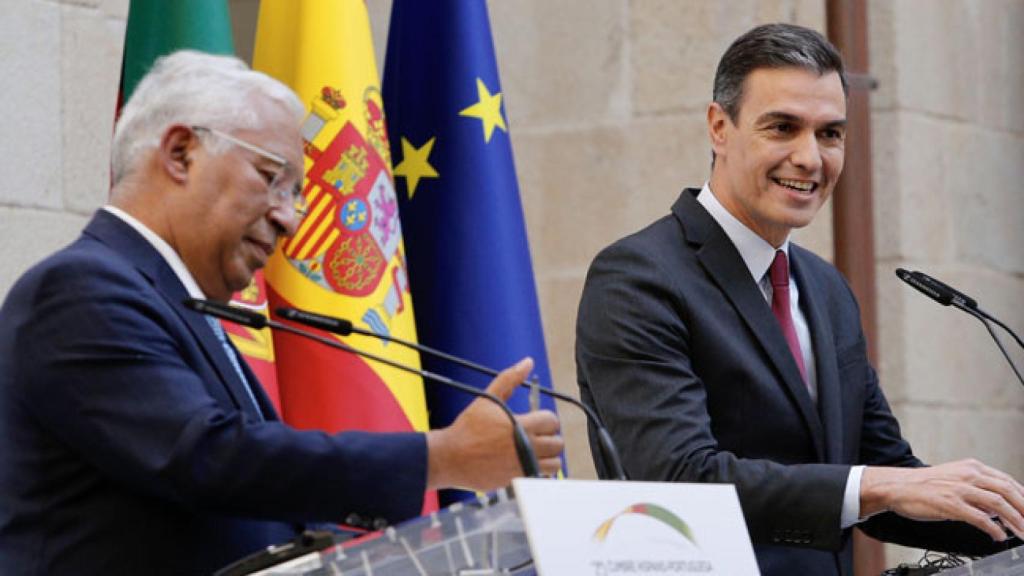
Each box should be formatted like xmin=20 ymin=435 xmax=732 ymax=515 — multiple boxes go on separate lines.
xmin=268 ymin=205 xmax=301 ymax=238
xmin=789 ymin=131 xmax=823 ymax=173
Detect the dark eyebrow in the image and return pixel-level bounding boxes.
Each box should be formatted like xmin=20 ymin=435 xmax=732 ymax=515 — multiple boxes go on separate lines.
xmin=756 ymin=111 xmax=801 ymax=125
xmin=756 ymin=111 xmax=847 ymax=129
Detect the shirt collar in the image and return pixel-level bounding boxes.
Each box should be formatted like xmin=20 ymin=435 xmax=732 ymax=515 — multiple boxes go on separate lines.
xmin=102 ymin=205 xmax=207 ymax=300
xmin=696 ymin=182 xmax=790 ymax=284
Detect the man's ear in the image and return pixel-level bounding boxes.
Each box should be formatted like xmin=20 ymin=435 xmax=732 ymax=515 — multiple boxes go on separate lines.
xmin=707 ymin=102 xmax=731 ymax=158
xmin=158 ymin=125 xmax=197 ymax=184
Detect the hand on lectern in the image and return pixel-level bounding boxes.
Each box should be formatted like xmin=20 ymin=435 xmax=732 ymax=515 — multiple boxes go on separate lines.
xmin=425 ymin=357 xmax=563 ymax=492
xmin=861 ymin=459 xmax=1024 ymax=542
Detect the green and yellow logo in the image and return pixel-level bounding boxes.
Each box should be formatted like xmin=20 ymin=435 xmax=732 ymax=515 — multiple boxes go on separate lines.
xmin=592 ymin=503 xmax=698 ymax=547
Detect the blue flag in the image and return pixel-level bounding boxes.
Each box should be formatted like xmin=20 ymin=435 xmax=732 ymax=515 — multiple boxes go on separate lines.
xmin=383 ymin=0 xmax=559 ymax=497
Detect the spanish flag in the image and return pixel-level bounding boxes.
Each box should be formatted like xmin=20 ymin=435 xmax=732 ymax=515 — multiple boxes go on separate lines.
xmin=254 ymin=0 xmax=434 ymax=511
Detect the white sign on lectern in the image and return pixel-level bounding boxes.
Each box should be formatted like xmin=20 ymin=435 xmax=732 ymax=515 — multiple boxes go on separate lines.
xmin=513 ymin=478 xmax=760 ymax=576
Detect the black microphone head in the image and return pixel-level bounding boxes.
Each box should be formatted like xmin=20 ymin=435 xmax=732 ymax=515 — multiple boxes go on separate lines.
xmin=275 ymin=307 xmax=353 ymax=335
xmin=184 ymin=298 xmax=268 ymax=328
xmin=894 ymin=269 xmax=952 ymax=306
xmin=911 ymin=271 xmax=978 ymax=309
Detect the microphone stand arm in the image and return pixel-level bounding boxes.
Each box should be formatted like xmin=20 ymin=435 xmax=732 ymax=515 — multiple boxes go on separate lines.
xmin=952 ymin=303 xmax=1024 ymax=390
xmin=267 ymin=320 xmax=542 ymax=478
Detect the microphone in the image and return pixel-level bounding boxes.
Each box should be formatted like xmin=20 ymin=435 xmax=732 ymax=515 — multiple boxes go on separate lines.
xmin=910 ymin=270 xmax=978 ymax=309
xmin=183 ymin=298 xmax=542 ymax=478
xmin=895 ymin=268 xmax=958 ymax=307
xmin=895 ymin=268 xmax=978 ymax=309
xmin=895 ymin=269 xmax=1024 ymax=390
xmin=276 ymin=306 xmax=628 ymax=480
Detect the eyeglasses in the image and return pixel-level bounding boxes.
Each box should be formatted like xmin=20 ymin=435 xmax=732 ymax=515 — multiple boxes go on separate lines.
xmin=191 ymin=125 xmax=308 ymax=216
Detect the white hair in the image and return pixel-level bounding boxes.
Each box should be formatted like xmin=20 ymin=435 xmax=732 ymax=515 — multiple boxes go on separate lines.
xmin=111 ymin=50 xmax=304 ymax=184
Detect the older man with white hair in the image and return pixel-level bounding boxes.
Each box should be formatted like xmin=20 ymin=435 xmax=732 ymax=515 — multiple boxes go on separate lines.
xmin=0 ymin=51 xmax=562 ymax=575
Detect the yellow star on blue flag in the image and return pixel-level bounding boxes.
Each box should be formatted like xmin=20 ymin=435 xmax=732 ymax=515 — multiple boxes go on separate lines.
xmin=459 ymin=78 xmax=506 ymax=143
xmin=393 ymin=136 xmax=439 ymax=199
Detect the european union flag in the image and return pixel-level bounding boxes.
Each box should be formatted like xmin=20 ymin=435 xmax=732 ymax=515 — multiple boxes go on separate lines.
xmin=383 ymin=0 xmax=559 ymax=498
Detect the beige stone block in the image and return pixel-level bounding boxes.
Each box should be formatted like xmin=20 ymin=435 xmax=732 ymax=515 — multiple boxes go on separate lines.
xmin=897 ymin=404 xmax=1024 ymax=479
xmin=868 ymin=0 xmax=897 ymax=112
xmin=513 ymin=125 xmax=634 ymax=273
xmin=630 ymin=0 xmax=826 ymax=116
xmin=624 ymin=112 xmax=712 ymax=227
xmin=975 ymin=0 xmax=1024 ymax=133
xmin=99 ymin=0 xmax=128 ymax=19
xmin=747 ymin=0 xmax=826 ymax=35
xmin=875 ymin=113 xmax=1020 ymax=270
xmin=876 ymin=112 xmax=959 ymax=263
xmin=489 ymin=0 xmax=629 ymax=127
xmin=536 ymin=273 xmax=596 ymax=479
xmin=0 ymin=0 xmax=62 ymax=208
xmin=60 ymin=3 xmax=123 ymax=214
xmin=0 ymin=208 xmax=89 ymax=301
xmin=630 ymin=1 xmax=726 ymax=116
xmin=871 ymin=110 xmax=901 ymax=261
xmin=58 ymin=0 xmax=100 ymax=7
xmin=889 ymin=0 xmax=978 ymax=121
xmin=950 ymin=127 xmax=1024 ymax=275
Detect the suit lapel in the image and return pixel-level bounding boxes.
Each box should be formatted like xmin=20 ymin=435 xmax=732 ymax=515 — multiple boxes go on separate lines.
xmin=790 ymin=249 xmax=843 ymax=463
xmin=673 ymin=192 xmax=826 ymax=460
xmin=155 ymin=266 xmax=269 ymax=422
xmin=83 ymin=210 xmax=273 ymax=422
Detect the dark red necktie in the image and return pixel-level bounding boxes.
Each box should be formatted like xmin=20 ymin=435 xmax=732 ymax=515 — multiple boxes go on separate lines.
xmin=769 ymin=250 xmax=808 ymax=384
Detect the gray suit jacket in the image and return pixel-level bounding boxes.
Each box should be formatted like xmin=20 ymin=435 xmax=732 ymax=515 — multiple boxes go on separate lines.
xmin=576 ymin=189 xmax=1004 ymax=575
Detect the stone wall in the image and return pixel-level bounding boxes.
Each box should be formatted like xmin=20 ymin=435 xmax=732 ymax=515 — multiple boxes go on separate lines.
xmin=1 ymin=0 xmax=1020 ymax=562
xmin=869 ymin=0 xmax=1024 ymax=563
xmin=0 ymin=0 xmax=127 ymax=298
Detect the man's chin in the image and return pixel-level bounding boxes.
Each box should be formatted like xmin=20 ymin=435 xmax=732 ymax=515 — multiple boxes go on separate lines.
xmin=780 ymin=204 xmax=825 ymax=230
xmin=222 ymin=271 xmax=258 ymax=302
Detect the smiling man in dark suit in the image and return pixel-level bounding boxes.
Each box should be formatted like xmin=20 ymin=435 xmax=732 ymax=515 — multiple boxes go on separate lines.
xmin=576 ymin=23 xmax=1023 ymax=575
xmin=0 ymin=51 xmax=562 ymax=575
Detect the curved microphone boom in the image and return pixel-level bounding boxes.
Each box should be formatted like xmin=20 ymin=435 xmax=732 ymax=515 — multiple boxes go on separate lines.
xmin=275 ymin=306 xmax=629 ymax=480
xmin=183 ymin=298 xmax=542 ymax=478
xmin=909 ymin=270 xmax=1024 ymax=352
xmin=895 ymin=269 xmax=1024 ymax=390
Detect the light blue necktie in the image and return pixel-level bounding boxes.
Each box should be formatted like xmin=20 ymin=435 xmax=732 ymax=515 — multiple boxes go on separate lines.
xmin=206 ymin=316 xmax=265 ymax=421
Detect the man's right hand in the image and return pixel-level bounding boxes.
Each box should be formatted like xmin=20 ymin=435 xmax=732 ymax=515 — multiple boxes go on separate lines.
xmin=861 ymin=459 xmax=1024 ymax=542
xmin=425 ymin=357 xmax=564 ymax=492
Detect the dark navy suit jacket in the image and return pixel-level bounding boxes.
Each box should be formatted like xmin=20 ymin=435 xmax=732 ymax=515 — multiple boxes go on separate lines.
xmin=0 ymin=210 xmax=427 ymax=575
xmin=577 ymin=189 xmax=1004 ymax=575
